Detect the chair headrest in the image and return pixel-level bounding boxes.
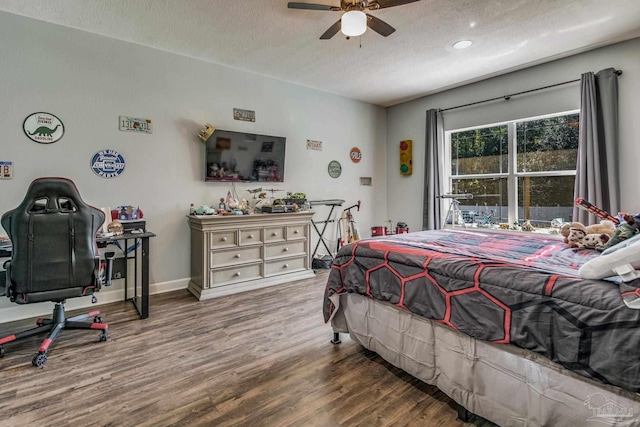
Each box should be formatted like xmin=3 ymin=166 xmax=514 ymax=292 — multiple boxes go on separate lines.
xmin=19 ymin=177 xmax=93 ymax=214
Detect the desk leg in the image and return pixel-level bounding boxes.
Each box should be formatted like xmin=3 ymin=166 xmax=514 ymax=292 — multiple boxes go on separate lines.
xmin=140 ymin=236 xmax=150 ymax=319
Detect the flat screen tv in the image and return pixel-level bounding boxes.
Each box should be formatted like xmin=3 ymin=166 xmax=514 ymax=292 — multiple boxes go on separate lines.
xmin=205 ymin=129 xmax=286 ymax=182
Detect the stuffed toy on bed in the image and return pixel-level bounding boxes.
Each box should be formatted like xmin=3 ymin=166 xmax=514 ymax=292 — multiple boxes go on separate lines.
xmin=560 ymin=220 xmax=614 ymax=244
xmin=595 ymin=213 xmax=640 ymax=251
xmin=567 ymin=226 xmax=610 ymax=249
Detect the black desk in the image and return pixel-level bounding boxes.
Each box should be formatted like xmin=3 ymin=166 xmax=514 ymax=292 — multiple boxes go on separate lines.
xmin=97 ymin=231 xmax=156 ymax=319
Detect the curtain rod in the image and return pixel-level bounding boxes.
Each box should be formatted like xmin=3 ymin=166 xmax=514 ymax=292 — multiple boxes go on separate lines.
xmin=440 ymin=69 xmax=623 ymax=113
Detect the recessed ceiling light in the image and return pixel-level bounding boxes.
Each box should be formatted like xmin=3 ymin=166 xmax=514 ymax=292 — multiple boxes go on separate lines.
xmin=453 ymin=40 xmax=473 ymax=49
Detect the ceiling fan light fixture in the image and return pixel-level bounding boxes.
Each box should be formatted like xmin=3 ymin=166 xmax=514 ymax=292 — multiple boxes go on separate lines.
xmin=453 ymin=40 xmax=473 ymax=49
xmin=341 ymin=10 xmax=367 ymax=36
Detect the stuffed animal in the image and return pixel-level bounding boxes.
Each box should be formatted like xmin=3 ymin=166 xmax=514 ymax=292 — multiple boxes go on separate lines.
xmin=567 ymin=226 xmax=610 ymax=249
xmin=596 ymin=214 xmax=640 ymax=251
xmin=561 ymin=220 xmax=615 ymax=244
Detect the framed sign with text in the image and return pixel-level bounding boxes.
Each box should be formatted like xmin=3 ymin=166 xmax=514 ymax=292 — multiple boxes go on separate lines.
xmin=328 ymin=160 xmax=342 ymax=178
xmin=23 ymin=112 xmax=64 ymax=144
xmin=91 ymin=149 xmax=126 ymax=179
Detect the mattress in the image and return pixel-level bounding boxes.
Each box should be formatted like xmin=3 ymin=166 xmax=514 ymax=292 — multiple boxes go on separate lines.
xmin=331 ymin=293 xmax=640 ymax=427
xmin=323 ymin=229 xmax=640 ymax=392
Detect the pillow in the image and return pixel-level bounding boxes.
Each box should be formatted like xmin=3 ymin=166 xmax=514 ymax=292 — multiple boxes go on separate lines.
xmin=579 ymin=237 xmax=640 ymax=280
xmin=601 ymin=232 xmax=640 ymax=255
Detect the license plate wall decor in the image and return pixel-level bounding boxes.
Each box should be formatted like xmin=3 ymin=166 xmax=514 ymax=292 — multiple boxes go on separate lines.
xmin=0 ymin=161 xmax=13 ymax=179
xmin=119 ymin=116 xmax=152 ymax=133
xmin=23 ymin=112 xmax=64 ymax=144
xmin=233 ymin=108 xmax=255 ymax=122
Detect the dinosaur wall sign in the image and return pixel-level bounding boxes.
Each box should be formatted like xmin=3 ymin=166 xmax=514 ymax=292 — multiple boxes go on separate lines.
xmin=23 ymin=112 xmax=64 ymax=144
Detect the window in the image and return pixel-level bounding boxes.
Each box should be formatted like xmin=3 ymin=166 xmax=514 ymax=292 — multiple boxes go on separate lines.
xmin=445 ymin=112 xmax=579 ymax=228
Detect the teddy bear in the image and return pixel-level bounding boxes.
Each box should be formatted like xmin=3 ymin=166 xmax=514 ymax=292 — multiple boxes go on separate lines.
xmin=560 ymin=220 xmax=615 ymax=244
xmin=566 ymin=226 xmax=610 ymax=249
xmin=595 ymin=214 xmax=640 ymax=251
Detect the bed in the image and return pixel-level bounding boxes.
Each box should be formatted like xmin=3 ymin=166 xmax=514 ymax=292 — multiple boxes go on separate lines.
xmin=324 ymin=229 xmax=640 ymax=426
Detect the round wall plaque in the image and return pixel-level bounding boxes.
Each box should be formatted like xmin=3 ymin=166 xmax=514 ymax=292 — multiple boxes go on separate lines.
xmin=350 ymin=147 xmax=362 ymax=163
xmin=91 ymin=149 xmax=126 ymax=179
xmin=23 ymin=112 xmax=64 ymax=144
xmin=328 ymin=160 xmax=342 ymax=178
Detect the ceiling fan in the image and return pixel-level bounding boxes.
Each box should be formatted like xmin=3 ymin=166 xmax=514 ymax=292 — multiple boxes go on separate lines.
xmin=288 ymin=0 xmax=420 ymax=40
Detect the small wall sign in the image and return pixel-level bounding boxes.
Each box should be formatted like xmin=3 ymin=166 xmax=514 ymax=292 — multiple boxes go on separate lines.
xmin=328 ymin=160 xmax=342 ymax=178
xmin=359 ymin=177 xmax=372 ymax=186
xmin=23 ymin=112 xmax=64 ymax=144
xmin=350 ymin=147 xmax=362 ymax=163
xmin=306 ymin=140 xmax=322 ymax=151
xmin=0 ymin=161 xmax=13 ymax=179
xmin=233 ymin=108 xmax=255 ymax=122
xmin=119 ymin=116 xmax=152 ymax=133
xmin=91 ymin=149 xmax=126 ymax=179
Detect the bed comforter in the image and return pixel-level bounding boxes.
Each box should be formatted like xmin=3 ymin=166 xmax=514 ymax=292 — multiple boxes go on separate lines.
xmin=323 ymin=229 xmax=640 ymax=392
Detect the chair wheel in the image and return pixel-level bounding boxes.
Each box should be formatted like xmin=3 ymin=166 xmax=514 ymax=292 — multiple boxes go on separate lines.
xmin=93 ymin=315 xmax=103 ymax=324
xmin=99 ymin=332 xmax=109 ymax=342
xmin=32 ymin=352 xmax=47 ymax=367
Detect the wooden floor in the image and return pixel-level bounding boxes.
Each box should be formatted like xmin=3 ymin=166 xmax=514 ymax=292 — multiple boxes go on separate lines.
xmin=0 ymin=270 xmax=494 ymax=427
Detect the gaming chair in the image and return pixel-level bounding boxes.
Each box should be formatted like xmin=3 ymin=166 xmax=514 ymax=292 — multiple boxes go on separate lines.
xmin=0 ymin=177 xmax=110 ymax=367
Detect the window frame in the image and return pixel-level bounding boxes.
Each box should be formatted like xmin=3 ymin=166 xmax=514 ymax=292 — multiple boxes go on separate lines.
xmin=444 ymin=110 xmax=579 ymax=227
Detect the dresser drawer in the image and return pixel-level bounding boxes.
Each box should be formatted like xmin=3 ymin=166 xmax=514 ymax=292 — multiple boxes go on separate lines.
xmin=264 ymin=226 xmax=285 ymax=243
xmin=210 ymin=263 xmax=261 ymax=287
xmin=239 ymin=228 xmax=262 ymax=246
xmin=286 ymin=224 xmax=306 ymax=240
xmin=209 ymin=231 xmax=237 ymax=249
xmin=264 ymin=241 xmax=305 ymax=259
xmin=210 ymin=246 xmax=261 ymax=267
xmin=264 ymin=256 xmax=306 ymax=276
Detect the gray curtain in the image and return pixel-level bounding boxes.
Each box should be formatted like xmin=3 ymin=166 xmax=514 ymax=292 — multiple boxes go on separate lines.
xmin=573 ymin=68 xmax=619 ymax=225
xmin=423 ymin=109 xmax=444 ymax=230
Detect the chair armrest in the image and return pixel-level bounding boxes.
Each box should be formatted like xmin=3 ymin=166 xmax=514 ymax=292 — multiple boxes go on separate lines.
xmin=99 ymin=252 xmax=115 ymax=287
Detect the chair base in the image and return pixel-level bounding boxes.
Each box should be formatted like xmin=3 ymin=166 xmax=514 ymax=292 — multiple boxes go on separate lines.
xmin=0 ymin=301 xmax=108 ymax=367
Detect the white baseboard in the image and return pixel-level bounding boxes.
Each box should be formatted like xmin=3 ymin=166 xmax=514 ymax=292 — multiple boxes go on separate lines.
xmin=0 ymin=278 xmax=190 ymax=323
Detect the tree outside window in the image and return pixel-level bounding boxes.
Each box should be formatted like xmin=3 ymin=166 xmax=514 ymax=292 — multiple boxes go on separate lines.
xmin=448 ymin=112 xmax=579 ymax=228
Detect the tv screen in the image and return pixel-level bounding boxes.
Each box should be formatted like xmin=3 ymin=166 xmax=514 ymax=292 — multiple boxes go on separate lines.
xmin=205 ymin=129 xmax=286 ymax=182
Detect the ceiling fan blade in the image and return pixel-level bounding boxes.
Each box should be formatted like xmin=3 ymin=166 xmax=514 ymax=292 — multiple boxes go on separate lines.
xmin=368 ymin=0 xmax=420 ymax=9
xmin=288 ymin=2 xmax=340 ymax=11
xmin=320 ymin=19 xmax=342 ymax=39
xmin=366 ymin=14 xmax=396 ymax=37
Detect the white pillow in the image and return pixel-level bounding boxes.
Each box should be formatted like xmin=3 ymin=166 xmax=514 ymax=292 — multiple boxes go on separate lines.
xmin=579 ymin=238 xmax=640 ymax=280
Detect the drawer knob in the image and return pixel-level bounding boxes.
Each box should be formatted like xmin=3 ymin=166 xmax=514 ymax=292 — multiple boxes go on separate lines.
xmin=283 ymin=263 xmax=289 ymax=269
xmin=221 ymin=237 xmax=228 ymax=242
xmin=283 ymin=247 xmax=289 ymax=252
xmin=248 ymin=234 xmax=254 ymax=239
xmin=271 ymin=232 xmax=277 ymax=236
xmin=235 ymin=254 xmax=241 ymax=258
xmin=234 ymin=272 xmax=241 ymax=277
xmin=294 ymin=230 xmax=299 ymax=234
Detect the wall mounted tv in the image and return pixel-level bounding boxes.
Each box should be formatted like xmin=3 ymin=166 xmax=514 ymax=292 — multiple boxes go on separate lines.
xmin=205 ymin=129 xmax=286 ymax=182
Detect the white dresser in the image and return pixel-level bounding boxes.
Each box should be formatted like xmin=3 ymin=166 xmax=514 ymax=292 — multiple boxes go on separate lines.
xmin=187 ymin=212 xmax=315 ymax=300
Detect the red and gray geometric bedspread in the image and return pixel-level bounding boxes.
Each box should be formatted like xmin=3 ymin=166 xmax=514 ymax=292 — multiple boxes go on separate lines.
xmin=323 ymin=229 xmax=640 ymax=392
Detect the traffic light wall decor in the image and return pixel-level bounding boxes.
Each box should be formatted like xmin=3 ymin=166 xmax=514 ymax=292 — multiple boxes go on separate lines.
xmin=400 ymin=140 xmax=412 ymax=175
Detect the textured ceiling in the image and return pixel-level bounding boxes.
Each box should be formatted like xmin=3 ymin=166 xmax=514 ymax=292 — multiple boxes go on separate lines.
xmin=1 ymin=0 xmax=639 ymax=106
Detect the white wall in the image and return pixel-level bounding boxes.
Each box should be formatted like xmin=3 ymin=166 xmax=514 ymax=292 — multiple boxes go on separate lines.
xmin=387 ymin=38 xmax=640 ymax=232
xmin=0 ymin=12 xmax=387 ymax=319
